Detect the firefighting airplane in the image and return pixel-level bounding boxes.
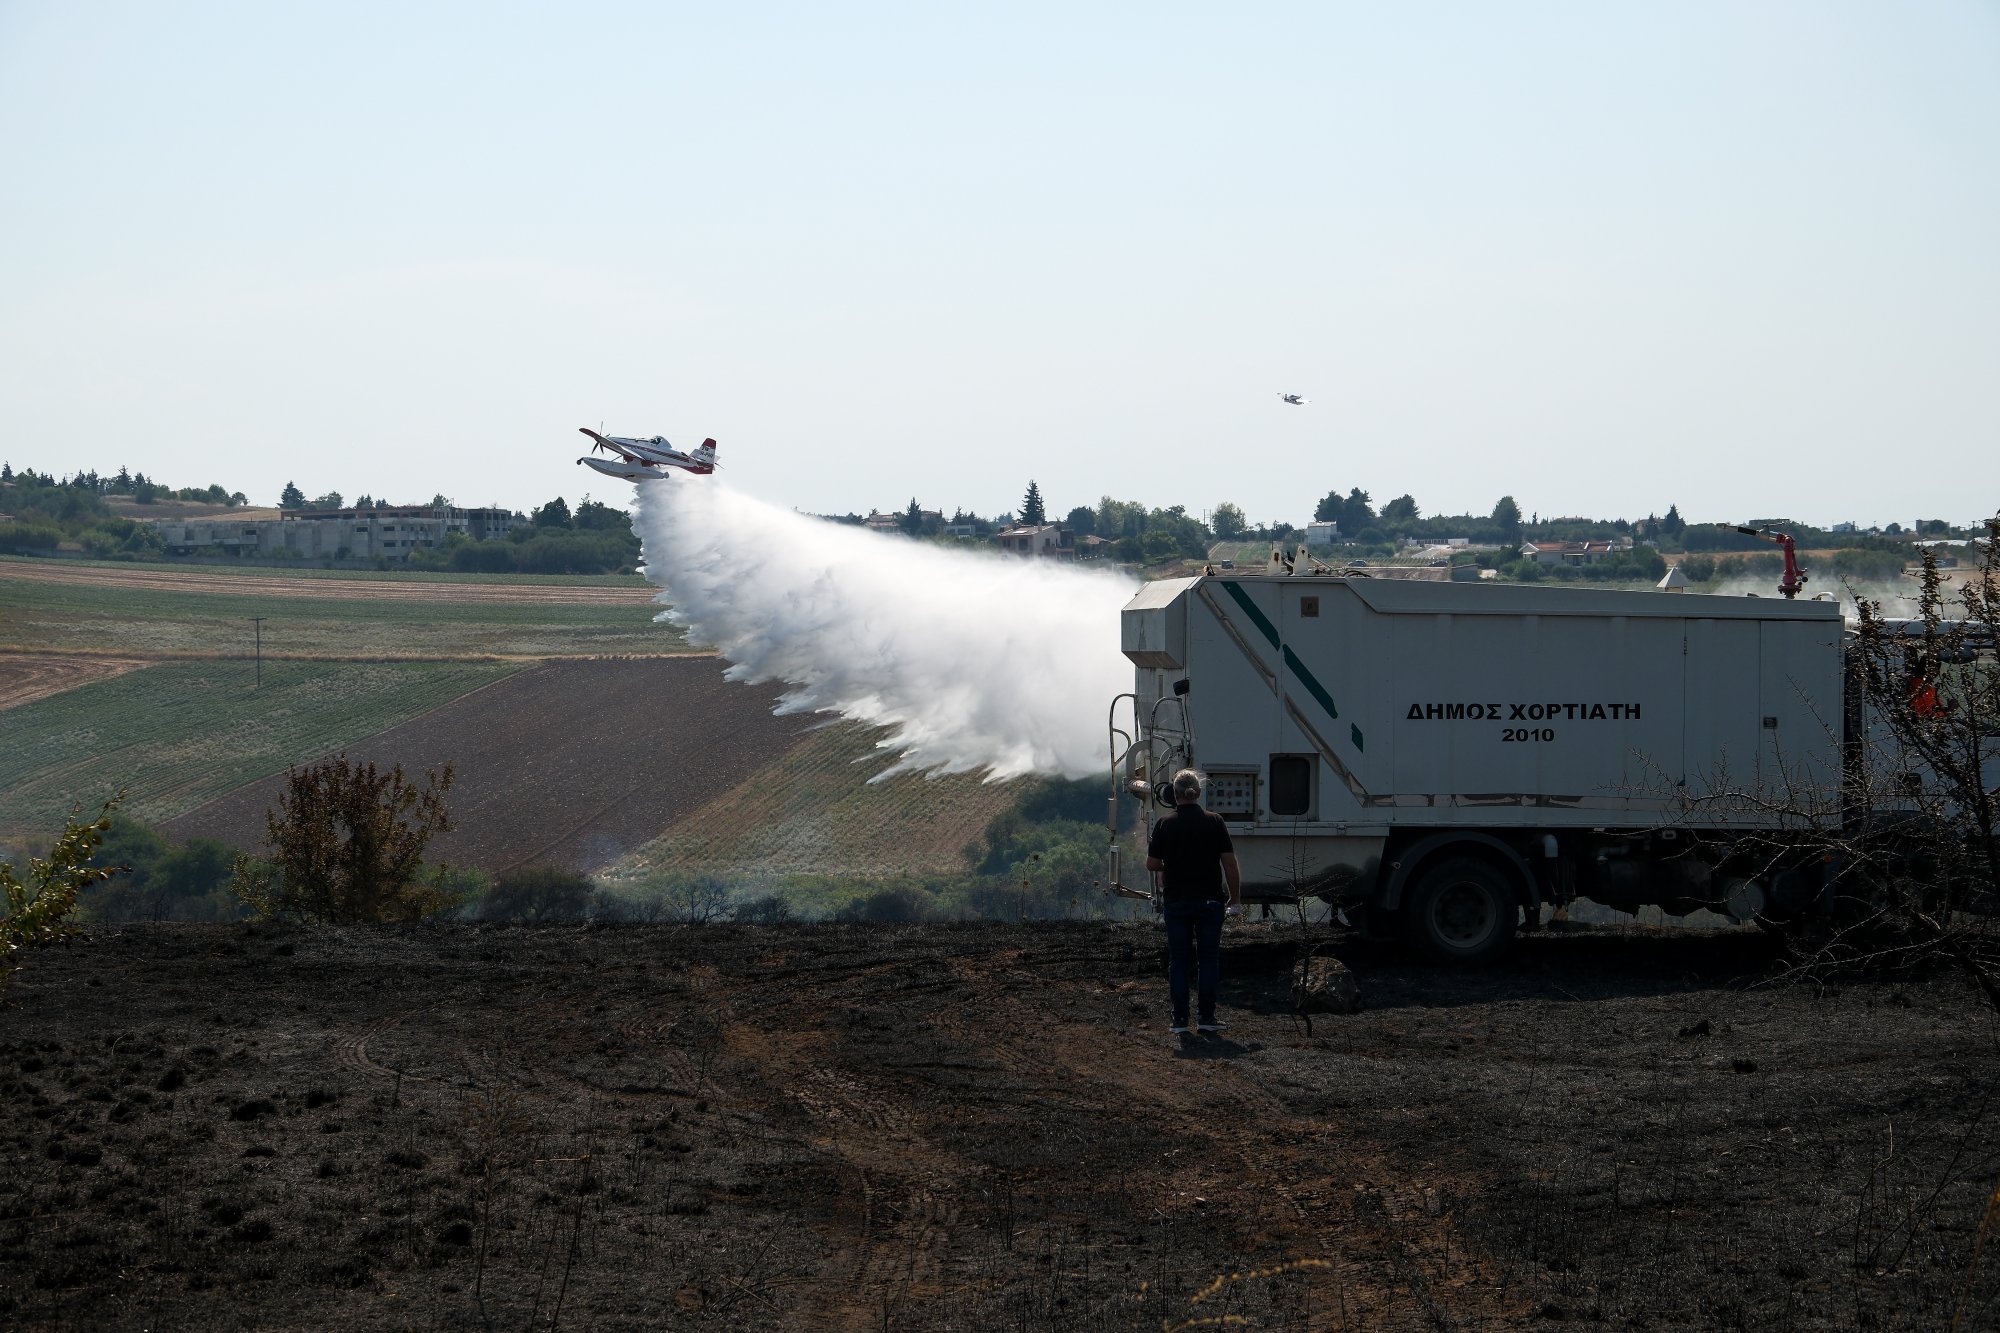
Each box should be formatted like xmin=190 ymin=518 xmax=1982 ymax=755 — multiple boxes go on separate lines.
xmin=576 ymin=428 xmax=717 ymax=481
xmin=1277 ymin=393 xmax=1308 ymax=406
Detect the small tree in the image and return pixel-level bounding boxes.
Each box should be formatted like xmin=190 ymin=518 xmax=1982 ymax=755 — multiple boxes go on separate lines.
xmin=1492 ymin=495 xmax=1523 ymax=543
xmin=1835 ymin=538 xmax=2000 ymax=1008
xmin=279 ymin=481 xmax=306 ymax=509
xmin=1211 ymin=502 xmax=1247 ymax=539
xmin=532 ymin=497 xmax=572 ymax=528
xmin=901 ymin=497 xmax=923 ymax=537
xmin=232 ymin=755 xmax=460 ymax=923
xmin=1664 ymin=527 xmax=2000 ymax=1013
xmin=1020 ymin=481 xmax=1047 ymax=526
xmin=4 ymin=800 xmax=123 ymax=995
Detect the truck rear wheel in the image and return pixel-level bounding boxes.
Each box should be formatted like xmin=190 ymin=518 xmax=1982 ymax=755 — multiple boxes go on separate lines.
xmin=1405 ymin=857 xmax=1519 ymax=964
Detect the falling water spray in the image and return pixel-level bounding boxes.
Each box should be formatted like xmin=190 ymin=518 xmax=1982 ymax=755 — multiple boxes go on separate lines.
xmin=631 ymin=482 xmax=1137 ymax=780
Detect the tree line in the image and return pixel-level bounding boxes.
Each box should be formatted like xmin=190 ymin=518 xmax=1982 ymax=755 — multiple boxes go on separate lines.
xmin=0 ymin=465 xmax=242 ymax=558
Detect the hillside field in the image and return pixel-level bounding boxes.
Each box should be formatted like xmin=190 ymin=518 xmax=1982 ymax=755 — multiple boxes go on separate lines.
xmin=163 ymin=659 xmax=823 ymax=874
xmin=1 ymin=559 xmax=1053 ymax=888
xmin=0 ymin=659 xmax=522 ymax=835
xmin=602 ymin=722 xmax=1031 ymax=888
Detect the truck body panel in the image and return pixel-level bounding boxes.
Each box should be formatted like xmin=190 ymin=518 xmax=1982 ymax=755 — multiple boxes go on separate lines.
xmin=1118 ymin=575 xmax=1846 ymax=903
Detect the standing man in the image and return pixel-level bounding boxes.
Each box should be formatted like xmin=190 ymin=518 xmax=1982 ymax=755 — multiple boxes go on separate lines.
xmin=1147 ymin=769 xmax=1243 ymax=1035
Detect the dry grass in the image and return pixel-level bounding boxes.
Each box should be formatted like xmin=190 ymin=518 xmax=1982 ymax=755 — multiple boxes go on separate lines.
xmin=599 ymin=721 xmax=1025 ymax=887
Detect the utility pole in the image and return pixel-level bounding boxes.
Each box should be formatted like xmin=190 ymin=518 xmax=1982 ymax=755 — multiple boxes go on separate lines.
xmin=249 ymin=617 xmax=266 ymax=688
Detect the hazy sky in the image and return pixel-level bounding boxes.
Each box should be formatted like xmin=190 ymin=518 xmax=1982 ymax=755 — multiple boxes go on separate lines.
xmin=2 ymin=2 xmax=1995 ymax=528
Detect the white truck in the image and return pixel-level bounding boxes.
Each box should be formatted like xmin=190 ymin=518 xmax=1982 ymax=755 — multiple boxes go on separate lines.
xmin=1106 ymin=570 xmax=1856 ymax=961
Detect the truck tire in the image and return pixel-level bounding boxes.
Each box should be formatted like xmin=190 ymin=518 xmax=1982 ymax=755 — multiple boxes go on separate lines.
xmin=1405 ymin=856 xmax=1519 ymax=964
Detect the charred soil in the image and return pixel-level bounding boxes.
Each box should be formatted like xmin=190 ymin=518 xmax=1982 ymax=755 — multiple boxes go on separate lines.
xmin=2 ymin=923 xmax=1996 ymax=1330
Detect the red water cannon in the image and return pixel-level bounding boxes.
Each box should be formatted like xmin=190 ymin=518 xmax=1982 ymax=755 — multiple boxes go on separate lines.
xmin=1722 ymin=524 xmax=1807 ymax=599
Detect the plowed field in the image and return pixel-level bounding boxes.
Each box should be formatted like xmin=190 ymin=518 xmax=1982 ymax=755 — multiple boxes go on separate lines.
xmin=2 ymin=922 xmax=1993 ymax=1331
xmin=163 ymin=659 xmax=819 ymax=872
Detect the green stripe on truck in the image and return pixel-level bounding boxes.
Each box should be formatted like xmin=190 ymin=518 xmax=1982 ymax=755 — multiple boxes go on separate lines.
xmin=1217 ymin=579 xmax=1365 ymax=752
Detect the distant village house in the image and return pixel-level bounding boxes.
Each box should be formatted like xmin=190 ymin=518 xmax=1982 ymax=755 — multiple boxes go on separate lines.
xmin=991 ymin=523 xmax=1078 ymax=559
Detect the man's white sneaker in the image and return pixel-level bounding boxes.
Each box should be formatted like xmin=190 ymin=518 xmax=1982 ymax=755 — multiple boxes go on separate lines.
xmin=1197 ymin=1019 xmax=1228 ymax=1033
xmin=1169 ymin=1021 xmax=1191 ymax=1035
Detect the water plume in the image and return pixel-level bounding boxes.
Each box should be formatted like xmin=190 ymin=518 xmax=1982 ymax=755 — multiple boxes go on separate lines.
xmin=632 ymin=482 xmax=1137 ymax=780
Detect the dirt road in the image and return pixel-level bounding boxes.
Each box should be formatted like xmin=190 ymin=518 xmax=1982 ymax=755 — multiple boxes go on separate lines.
xmin=0 ymin=560 xmax=658 ymax=606
xmin=2 ymin=922 xmax=1993 ymax=1330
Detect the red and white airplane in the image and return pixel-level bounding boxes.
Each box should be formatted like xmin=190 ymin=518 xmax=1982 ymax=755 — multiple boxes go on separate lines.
xmin=577 ymin=428 xmax=718 ymax=481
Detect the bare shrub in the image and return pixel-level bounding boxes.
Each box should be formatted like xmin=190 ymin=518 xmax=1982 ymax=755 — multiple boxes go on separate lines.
xmin=597 ymin=873 xmax=733 ymax=924
xmin=1667 ymin=522 xmax=2000 ymax=1011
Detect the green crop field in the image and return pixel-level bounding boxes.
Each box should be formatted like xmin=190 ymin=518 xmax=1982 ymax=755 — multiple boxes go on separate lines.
xmin=0 ymin=659 xmax=521 ymax=834
xmin=602 ymin=721 xmax=1027 ymax=887
xmin=0 ymin=571 xmax=689 ymax=659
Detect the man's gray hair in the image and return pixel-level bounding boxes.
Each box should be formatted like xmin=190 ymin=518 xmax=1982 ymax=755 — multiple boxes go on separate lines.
xmin=1171 ymin=768 xmax=1205 ymax=800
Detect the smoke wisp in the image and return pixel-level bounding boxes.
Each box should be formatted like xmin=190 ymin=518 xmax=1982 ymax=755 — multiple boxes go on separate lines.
xmin=632 ymin=482 xmax=1137 ymax=780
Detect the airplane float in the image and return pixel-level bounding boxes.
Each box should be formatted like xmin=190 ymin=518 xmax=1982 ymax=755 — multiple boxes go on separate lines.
xmin=577 ymin=428 xmax=717 ymax=481
xmin=1277 ymin=393 xmax=1308 ymax=406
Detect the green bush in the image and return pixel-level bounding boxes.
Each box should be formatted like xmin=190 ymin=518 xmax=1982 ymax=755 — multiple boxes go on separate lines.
xmin=835 ymin=886 xmax=933 ymax=922
xmin=4 ymin=802 xmax=123 ymax=994
xmin=1829 ymin=548 xmax=1905 ymax=582
xmin=81 ymin=817 xmax=244 ymax=923
xmin=0 ymin=520 xmax=64 ymax=553
xmin=474 ymin=865 xmax=593 ymax=922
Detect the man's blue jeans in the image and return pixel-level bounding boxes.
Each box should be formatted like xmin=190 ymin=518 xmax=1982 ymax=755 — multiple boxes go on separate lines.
xmin=1163 ymin=898 xmax=1226 ymax=1026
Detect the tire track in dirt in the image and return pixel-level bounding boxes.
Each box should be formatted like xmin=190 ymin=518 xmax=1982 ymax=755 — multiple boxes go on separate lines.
xmin=334 ymin=1015 xmax=433 ymax=1083
xmin=723 ymin=1015 xmax=965 ymax=1326
xmin=330 ymin=1000 xmax=520 ymax=1088
xmin=939 ymin=945 xmax=1515 ymax=1330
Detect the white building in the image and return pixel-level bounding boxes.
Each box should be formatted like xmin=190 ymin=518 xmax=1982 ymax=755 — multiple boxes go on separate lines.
xmin=150 ymin=505 xmax=517 ymax=562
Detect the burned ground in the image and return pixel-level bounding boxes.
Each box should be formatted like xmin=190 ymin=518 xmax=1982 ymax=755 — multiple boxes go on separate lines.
xmin=3 ymin=922 xmax=1996 ymax=1330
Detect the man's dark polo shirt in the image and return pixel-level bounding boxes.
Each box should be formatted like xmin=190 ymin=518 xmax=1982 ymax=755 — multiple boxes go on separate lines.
xmin=1148 ymin=805 xmax=1234 ymax=902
